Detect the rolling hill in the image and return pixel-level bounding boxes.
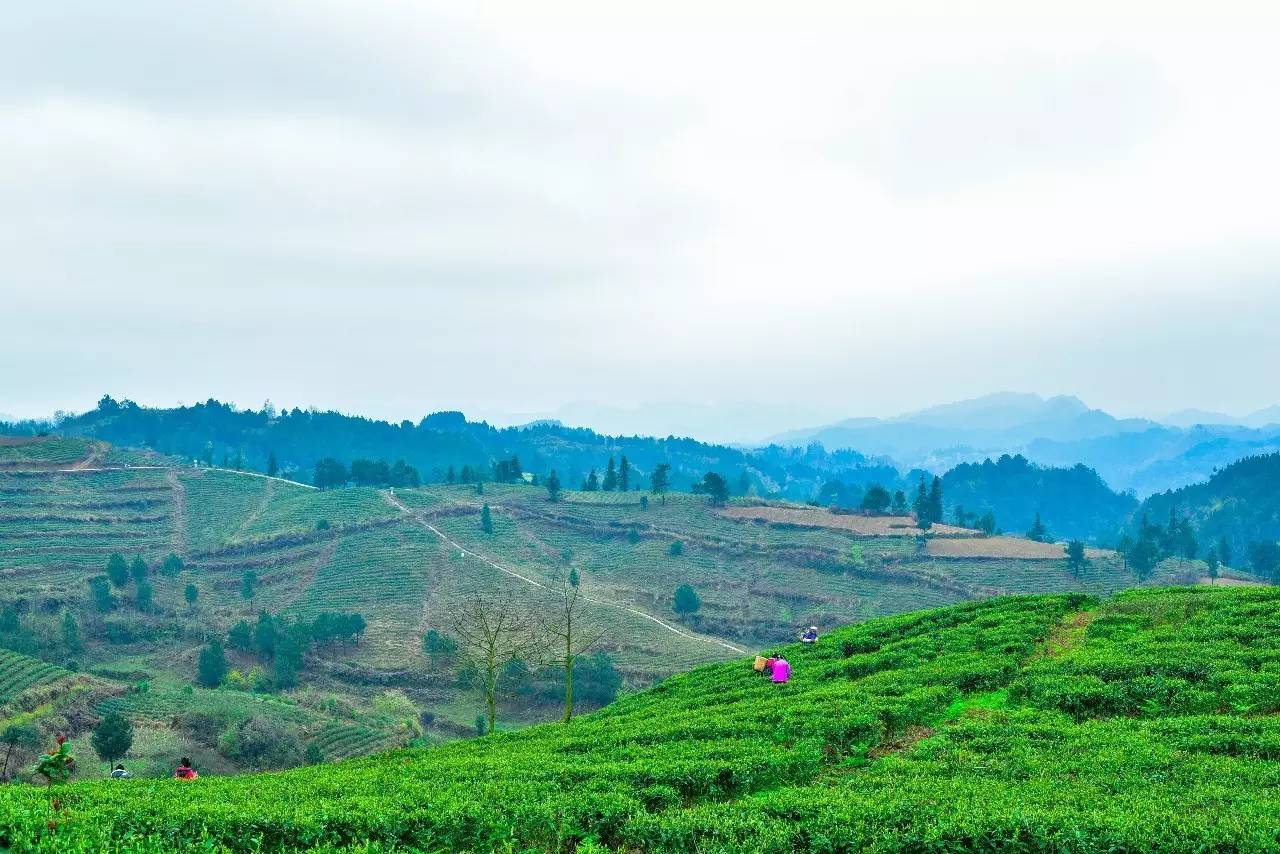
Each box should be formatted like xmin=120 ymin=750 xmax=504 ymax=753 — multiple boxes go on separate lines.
xmin=1140 ymin=453 xmax=1280 ymax=577
xmin=0 ymin=435 xmax=1250 ymax=779
xmin=0 ymin=586 xmax=1277 ymax=850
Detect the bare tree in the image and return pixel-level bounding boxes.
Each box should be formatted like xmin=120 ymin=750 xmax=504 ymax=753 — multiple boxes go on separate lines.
xmin=448 ymin=590 xmax=542 ymax=736
xmin=540 ymin=570 xmax=607 ymax=724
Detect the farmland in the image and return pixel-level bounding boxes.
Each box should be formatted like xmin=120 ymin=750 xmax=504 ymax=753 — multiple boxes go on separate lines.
xmin=0 ymin=586 xmax=1277 ymax=850
xmin=0 ymin=436 xmax=1256 ymax=777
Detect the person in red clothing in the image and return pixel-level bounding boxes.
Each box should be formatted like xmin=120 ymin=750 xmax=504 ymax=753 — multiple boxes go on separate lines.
xmin=173 ymin=757 xmax=198 ymax=779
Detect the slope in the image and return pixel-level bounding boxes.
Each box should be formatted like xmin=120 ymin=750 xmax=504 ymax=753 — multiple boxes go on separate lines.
xmin=1 ymin=586 xmax=1278 ymax=851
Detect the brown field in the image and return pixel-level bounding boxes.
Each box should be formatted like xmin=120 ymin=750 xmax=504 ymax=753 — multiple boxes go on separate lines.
xmin=720 ymin=505 xmax=975 ymax=537
xmin=925 ymin=537 xmax=1114 ymax=560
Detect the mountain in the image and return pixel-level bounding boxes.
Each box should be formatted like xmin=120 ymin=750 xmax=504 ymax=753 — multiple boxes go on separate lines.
xmin=1140 ymin=452 xmax=1280 ymax=575
xmin=771 ymin=393 xmax=1157 ymax=472
xmin=942 ymin=454 xmax=1138 ymax=544
xmin=4 ymin=587 xmax=1278 ymax=850
xmin=1159 ymin=408 xmax=1244 ymax=428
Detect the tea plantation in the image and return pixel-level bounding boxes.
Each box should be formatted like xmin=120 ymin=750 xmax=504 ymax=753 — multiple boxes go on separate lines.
xmin=1 ymin=586 xmax=1277 ymax=851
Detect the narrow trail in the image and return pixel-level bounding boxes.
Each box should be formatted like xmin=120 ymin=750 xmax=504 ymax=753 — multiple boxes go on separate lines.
xmin=165 ymin=469 xmax=188 ymax=554
xmin=383 ymin=491 xmax=748 ymax=656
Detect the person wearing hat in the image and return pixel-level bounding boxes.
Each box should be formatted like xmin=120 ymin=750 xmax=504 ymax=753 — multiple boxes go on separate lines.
xmin=800 ymin=626 xmax=819 ymax=645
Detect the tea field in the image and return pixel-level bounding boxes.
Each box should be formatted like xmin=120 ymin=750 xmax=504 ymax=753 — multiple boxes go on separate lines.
xmin=1 ymin=586 xmax=1278 ymax=851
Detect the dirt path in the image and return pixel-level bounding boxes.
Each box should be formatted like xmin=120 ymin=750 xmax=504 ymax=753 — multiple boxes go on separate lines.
xmin=165 ymin=469 xmax=188 ymax=554
xmin=233 ymin=477 xmax=276 ymax=540
xmin=383 ymin=490 xmax=748 ymax=656
xmin=1029 ymin=610 xmax=1096 ymax=662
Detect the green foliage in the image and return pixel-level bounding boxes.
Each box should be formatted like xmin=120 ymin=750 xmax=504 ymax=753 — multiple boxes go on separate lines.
xmin=1065 ymin=539 xmax=1089 ymax=578
xmin=480 ymin=504 xmax=493 ymax=535
xmin=184 ymin=583 xmax=198 ymax=605
xmin=860 ymin=484 xmax=891 ymax=513
xmin=673 ymin=584 xmax=701 ymax=615
xmin=135 ymin=579 xmax=154 ymax=611
xmin=60 ymin=611 xmax=82 ymax=655
xmin=160 ymin=552 xmax=185 ymax=576
xmin=668 ymin=540 xmax=684 ymax=557
xmin=129 ymin=555 xmax=149 ymax=584
xmin=87 ymin=575 xmax=114 ymax=612
xmin=240 ymin=570 xmax=258 ymax=600
xmin=694 ymin=472 xmax=730 ymax=505
xmin=545 ymin=469 xmax=562 ymax=502
xmin=422 ymin=629 xmax=457 ymax=657
xmin=627 ymin=528 xmax=641 ymax=545
xmin=196 ymin=640 xmax=228 ymax=688
xmin=90 ymin=712 xmax=133 ymax=764
xmin=106 ymin=553 xmax=129 ymax=589
xmin=33 ymin=735 xmax=75 ymax=785
xmin=1026 ymin=512 xmax=1048 ymax=542
xmin=474 ymin=713 xmax=488 ymax=736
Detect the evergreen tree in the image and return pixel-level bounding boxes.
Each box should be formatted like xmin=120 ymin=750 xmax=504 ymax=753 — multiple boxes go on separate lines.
xmin=481 ymin=504 xmax=494 ymax=535
xmin=673 ymin=584 xmax=701 ymax=615
xmin=130 ymin=555 xmax=148 ymax=584
xmin=911 ymin=475 xmax=928 ymax=522
xmin=508 ymin=455 xmax=522 ymax=482
xmin=696 ymin=472 xmax=730 ymax=505
xmin=313 ymin=457 xmax=348 ymax=489
xmin=1219 ymin=535 xmax=1233 ymax=568
xmin=545 ymin=470 xmax=562 ymax=503
xmin=737 ymin=470 xmax=751 ymax=497
xmin=891 ymin=490 xmax=908 ymax=515
xmin=253 ymin=613 xmax=278 ymax=658
xmin=618 ymin=456 xmax=631 ymax=492
xmin=88 ymin=575 xmax=114 ymax=612
xmin=160 ymin=553 xmax=184 ymax=576
xmin=1064 ymin=540 xmax=1088 ymax=578
xmin=106 ymin=553 xmax=129 ymax=589
xmin=447 ymin=465 xmax=456 ymax=484
xmin=927 ymin=477 xmax=944 ymax=526
xmin=583 ymin=469 xmax=599 ymax=491
xmin=978 ymin=510 xmax=997 ymax=535
xmin=650 ymin=463 xmax=671 ymax=504
xmin=90 ymin=712 xmax=133 ymax=764
xmin=241 ymin=571 xmax=258 ymax=600
xmin=197 ymin=640 xmax=229 ymax=687
xmin=267 ymin=451 xmax=278 ymax=478
xmin=1205 ymin=547 xmax=1220 ymax=584
xmin=1026 ymin=513 xmax=1048 ymax=542
xmin=184 ymin=583 xmax=199 ymax=606
xmin=860 ymin=485 xmax=891 ymax=513
xmin=602 ymin=457 xmax=618 ymax=491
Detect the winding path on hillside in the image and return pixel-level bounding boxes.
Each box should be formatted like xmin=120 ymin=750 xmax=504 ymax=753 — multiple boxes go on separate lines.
xmin=383 ymin=490 xmax=749 ymax=656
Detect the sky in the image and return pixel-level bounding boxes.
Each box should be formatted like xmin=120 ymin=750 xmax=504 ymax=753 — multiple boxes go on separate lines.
xmin=3 ymin=1 xmax=1280 ymax=442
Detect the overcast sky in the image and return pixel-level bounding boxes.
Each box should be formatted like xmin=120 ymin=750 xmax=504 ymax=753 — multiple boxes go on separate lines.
xmin=4 ymin=1 xmax=1280 ymax=441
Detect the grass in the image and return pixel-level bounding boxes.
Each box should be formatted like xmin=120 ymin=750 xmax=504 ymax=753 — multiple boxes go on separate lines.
xmin=1 ymin=587 xmax=1277 ymax=850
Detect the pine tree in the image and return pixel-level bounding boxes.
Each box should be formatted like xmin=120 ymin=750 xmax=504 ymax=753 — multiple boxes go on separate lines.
xmin=618 ymin=457 xmax=631 ymax=492
xmin=1064 ymin=540 xmax=1088 ymax=578
xmin=1027 ymin=513 xmax=1048 ymax=542
xmin=927 ymin=477 xmax=943 ymax=526
xmin=184 ymin=583 xmax=199 ymax=606
xmin=106 ymin=553 xmax=129 ymax=589
xmin=481 ymin=504 xmax=494 ymax=534
xmin=130 ymin=555 xmax=148 ymax=584
xmin=447 ymin=465 xmax=456 ymax=483
xmin=267 ymin=451 xmax=278 ymax=478
xmin=911 ymin=475 xmax=928 ymax=523
xmin=240 ymin=571 xmax=258 ymax=600
xmin=583 ymin=469 xmax=599 ymax=491
xmin=602 ymin=458 xmax=618 ymax=491
xmin=650 ymin=464 xmax=671 ymax=504
xmin=545 ymin=470 xmax=562 ymax=503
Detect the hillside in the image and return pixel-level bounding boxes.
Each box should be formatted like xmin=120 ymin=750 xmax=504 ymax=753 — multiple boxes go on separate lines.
xmin=0 ymin=435 xmax=1241 ymax=777
xmin=1140 ymin=453 xmax=1280 ymax=578
xmin=0 ymin=587 xmax=1277 ymax=850
xmin=4 ymin=396 xmax=906 ymax=503
xmin=942 ymin=454 xmax=1138 ymax=543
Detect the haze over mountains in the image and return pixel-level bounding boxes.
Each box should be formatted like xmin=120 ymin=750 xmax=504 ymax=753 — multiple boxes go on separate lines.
xmin=772 ymin=392 xmax=1280 ymax=496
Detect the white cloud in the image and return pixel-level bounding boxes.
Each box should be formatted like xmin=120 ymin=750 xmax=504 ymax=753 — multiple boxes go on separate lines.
xmin=3 ymin=1 xmax=1280 ymax=430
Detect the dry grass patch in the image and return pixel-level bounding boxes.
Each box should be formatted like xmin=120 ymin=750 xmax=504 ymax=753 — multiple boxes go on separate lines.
xmin=925 ymin=537 xmax=1113 ymax=560
xmin=720 ymin=505 xmax=972 ymax=537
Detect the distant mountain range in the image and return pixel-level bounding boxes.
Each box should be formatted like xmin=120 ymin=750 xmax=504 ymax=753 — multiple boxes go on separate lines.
xmin=770 ymin=393 xmax=1280 ymax=497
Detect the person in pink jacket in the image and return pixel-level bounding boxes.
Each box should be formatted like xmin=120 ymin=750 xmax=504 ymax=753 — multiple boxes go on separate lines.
xmin=771 ymin=657 xmax=791 ymax=683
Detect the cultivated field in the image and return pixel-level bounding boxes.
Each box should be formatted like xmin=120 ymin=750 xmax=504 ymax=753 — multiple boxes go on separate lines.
xmin=720 ymin=504 xmax=974 ymax=536
xmin=925 ymin=536 xmax=1115 ymax=560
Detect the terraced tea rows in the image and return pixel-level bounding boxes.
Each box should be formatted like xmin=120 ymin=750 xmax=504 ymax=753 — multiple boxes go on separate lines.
xmin=4 ymin=587 xmax=1278 ymax=851
xmin=0 ymin=649 xmax=69 ymax=703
